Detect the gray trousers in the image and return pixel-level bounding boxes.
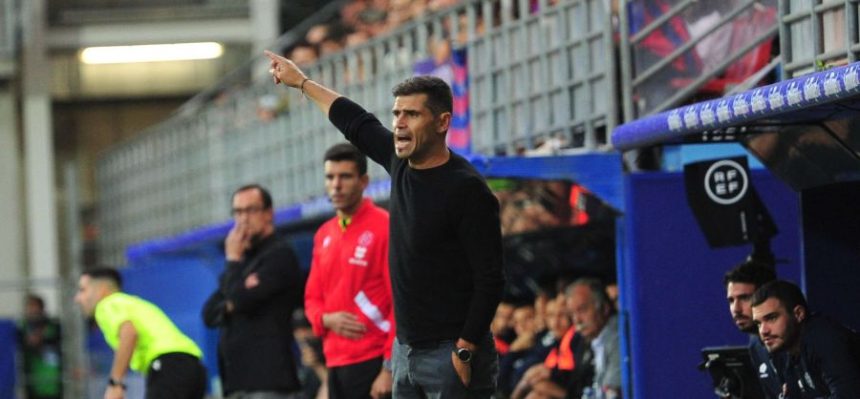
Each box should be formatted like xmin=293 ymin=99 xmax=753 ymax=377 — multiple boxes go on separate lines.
xmin=391 ymin=335 xmax=498 ymax=399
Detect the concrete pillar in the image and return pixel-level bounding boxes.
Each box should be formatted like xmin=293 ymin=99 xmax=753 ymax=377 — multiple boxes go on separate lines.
xmin=250 ymin=0 xmax=281 ymax=81
xmin=0 ymin=85 xmax=25 ymax=317
xmin=21 ymin=0 xmax=60 ymax=314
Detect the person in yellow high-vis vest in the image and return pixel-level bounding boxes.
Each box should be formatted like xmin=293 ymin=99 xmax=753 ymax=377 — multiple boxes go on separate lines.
xmin=75 ymin=267 xmax=206 ymax=399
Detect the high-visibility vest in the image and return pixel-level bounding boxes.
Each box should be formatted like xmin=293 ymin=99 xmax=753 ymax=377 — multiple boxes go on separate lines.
xmin=544 ymin=326 xmax=576 ymax=371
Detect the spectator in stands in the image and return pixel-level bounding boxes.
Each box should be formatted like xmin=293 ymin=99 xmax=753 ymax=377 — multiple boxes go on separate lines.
xmin=752 ymin=280 xmax=860 ymax=398
xmin=722 ymin=261 xmax=787 ymax=399
xmin=566 ymin=278 xmax=621 ymax=399
xmin=387 ymin=0 xmax=420 ymax=27
xmin=265 ymin=51 xmax=505 ymax=398
xmin=19 ymin=294 xmax=62 ymax=399
xmin=304 ymin=143 xmax=394 ymax=399
xmin=290 ymin=42 xmax=319 ymax=67
xmin=306 ymin=24 xmax=331 ymax=48
xmin=355 ymin=7 xmax=390 ymax=37
xmin=74 ymin=268 xmax=206 ymax=399
xmin=201 ymin=184 xmax=303 ymax=398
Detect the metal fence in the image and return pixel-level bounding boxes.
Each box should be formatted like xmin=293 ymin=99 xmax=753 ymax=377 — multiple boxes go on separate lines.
xmin=96 ymin=0 xmax=618 ymax=264
xmin=779 ymin=0 xmax=860 ymax=78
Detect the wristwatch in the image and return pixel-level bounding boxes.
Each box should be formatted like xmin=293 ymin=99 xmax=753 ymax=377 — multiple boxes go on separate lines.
xmin=108 ymin=377 xmax=127 ymax=390
xmin=455 ymin=347 xmax=473 ymax=363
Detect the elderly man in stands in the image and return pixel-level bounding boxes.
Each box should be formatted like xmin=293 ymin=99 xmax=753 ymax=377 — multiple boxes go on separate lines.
xmin=566 ymin=278 xmax=621 ymax=399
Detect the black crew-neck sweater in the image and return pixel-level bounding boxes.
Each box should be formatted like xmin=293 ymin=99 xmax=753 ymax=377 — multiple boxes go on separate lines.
xmin=329 ymin=96 xmax=505 ymax=345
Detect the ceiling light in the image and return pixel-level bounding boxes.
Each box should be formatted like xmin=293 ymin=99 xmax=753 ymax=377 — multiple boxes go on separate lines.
xmin=80 ymin=42 xmax=224 ymax=64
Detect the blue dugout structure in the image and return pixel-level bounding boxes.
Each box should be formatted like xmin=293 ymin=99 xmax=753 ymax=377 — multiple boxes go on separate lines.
xmin=614 ymin=61 xmax=860 ymax=397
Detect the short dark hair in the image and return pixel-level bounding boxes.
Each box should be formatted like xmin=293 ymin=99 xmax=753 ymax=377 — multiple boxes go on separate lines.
xmin=25 ymin=294 xmax=44 ymax=310
xmin=82 ymin=267 xmax=123 ymax=289
xmin=324 ymin=143 xmax=368 ymax=176
xmin=723 ymin=260 xmax=777 ymax=289
xmin=233 ymin=184 xmax=273 ymax=209
xmin=391 ymin=76 xmax=453 ymax=116
xmin=751 ymin=280 xmax=807 ymax=313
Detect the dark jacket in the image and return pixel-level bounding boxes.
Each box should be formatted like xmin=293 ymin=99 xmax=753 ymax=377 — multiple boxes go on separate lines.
xmin=202 ymin=234 xmax=302 ymax=395
xmin=782 ymin=314 xmax=860 ymax=399
xmin=749 ymin=335 xmax=789 ymax=399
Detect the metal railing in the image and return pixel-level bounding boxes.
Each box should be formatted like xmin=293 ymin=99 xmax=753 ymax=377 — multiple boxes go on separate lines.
xmin=95 ymin=0 xmax=618 ymax=264
xmin=619 ymin=0 xmax=779 ymax=119
xmin=779 ymin=0 xmax=860 ymax=78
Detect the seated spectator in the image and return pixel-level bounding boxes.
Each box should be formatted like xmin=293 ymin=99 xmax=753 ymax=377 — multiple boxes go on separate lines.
xmin=512 ymin=285 xmax=595 ymax=399
xmin=492 ymin=301 xmax=517 ymax=355
xmin=751 ymin=280 xmax=860 ymax=397
xmin=502 ymin=296 xmax=571 ymax=398
xmin=566 ymin=278 xmax=621 ymax=398
xmin=510 ymin=304 xmax=538 ymax=353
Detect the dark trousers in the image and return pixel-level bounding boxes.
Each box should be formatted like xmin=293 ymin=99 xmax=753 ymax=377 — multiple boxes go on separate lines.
xmin=392 ymin=335 xmax=498 ymax=399
xmin=328 ymin=356 xmax=383 ymax=399
xmin=145 ymin=352 xmax=207 ymax=399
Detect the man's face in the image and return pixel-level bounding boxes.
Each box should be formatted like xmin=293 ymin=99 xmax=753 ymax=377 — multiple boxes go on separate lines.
xmin=391 ymin=94 xmax=449 ymax=163
xmin=74 ymin=275 xmax=101 ymax=317
xmin=752 ymin=297 xmax=802 ymax=353
xmin=545 ymin=297 xmax=572 ymax=339
xmin=566 ymin=285 xmax=609 ymax=341
xmin=231 ymin=188 xmax=273 ymax=240
xmin=727 ymin=281 xmax=757 ymax=333
xmin=512 ymin=306 xmax=536 ymax=336
xmin=324 ymin=160 xmax=368 ymax=215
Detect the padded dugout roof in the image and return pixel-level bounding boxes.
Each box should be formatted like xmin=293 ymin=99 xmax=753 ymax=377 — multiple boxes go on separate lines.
xmin=612 ymin=62 xmax=860 ymax=191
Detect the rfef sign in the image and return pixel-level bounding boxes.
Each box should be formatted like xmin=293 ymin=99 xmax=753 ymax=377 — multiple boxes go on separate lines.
xmin=704 ymin=159 xmax=749 ymax=205
xmin=684 ymin=157 xmax=777 ymax=248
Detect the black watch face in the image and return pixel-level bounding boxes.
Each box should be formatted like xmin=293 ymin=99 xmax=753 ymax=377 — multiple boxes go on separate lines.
xmin=457 ymin=348 xmax=472 ymax=362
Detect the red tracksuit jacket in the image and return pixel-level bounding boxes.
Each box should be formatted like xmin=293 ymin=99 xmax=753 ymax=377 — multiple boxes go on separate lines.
xmin=305 ymin=199 xmax=394 ymax=367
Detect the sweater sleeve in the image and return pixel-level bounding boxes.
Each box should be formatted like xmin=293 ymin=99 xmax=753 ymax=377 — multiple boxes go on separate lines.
xmin=456 ymin=179 xmax=506 ymax=344
xmin=328 ymin=97 xmax=395 ymax=172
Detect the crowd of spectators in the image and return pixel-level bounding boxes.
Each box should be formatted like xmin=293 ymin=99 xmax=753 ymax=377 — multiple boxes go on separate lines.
xmin=492 ymin=278 xmax=621 ymax=399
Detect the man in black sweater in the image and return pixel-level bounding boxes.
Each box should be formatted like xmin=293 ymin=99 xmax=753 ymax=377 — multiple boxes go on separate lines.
xmin=265 ymin=50 xmax=506 ymax=398
xmin=202 ymin=184 xmax=303 ymax=398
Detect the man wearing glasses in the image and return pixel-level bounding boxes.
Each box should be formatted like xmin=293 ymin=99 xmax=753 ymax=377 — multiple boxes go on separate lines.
xmin=202 ymin=184 xmax=304 ymax=398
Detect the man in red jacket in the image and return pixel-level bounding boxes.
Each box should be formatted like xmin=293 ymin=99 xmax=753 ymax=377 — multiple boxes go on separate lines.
xmin=305 ymin=143 xmax=394 ymax=399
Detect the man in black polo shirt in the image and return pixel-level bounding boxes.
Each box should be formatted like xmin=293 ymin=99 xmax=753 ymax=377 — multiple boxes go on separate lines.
xmin=265 ymin=50 xmax=506 ymax=398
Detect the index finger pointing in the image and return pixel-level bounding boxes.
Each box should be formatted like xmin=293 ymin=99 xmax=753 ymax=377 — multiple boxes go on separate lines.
xmin=263 ymin=50 xmax=282 ymax=62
